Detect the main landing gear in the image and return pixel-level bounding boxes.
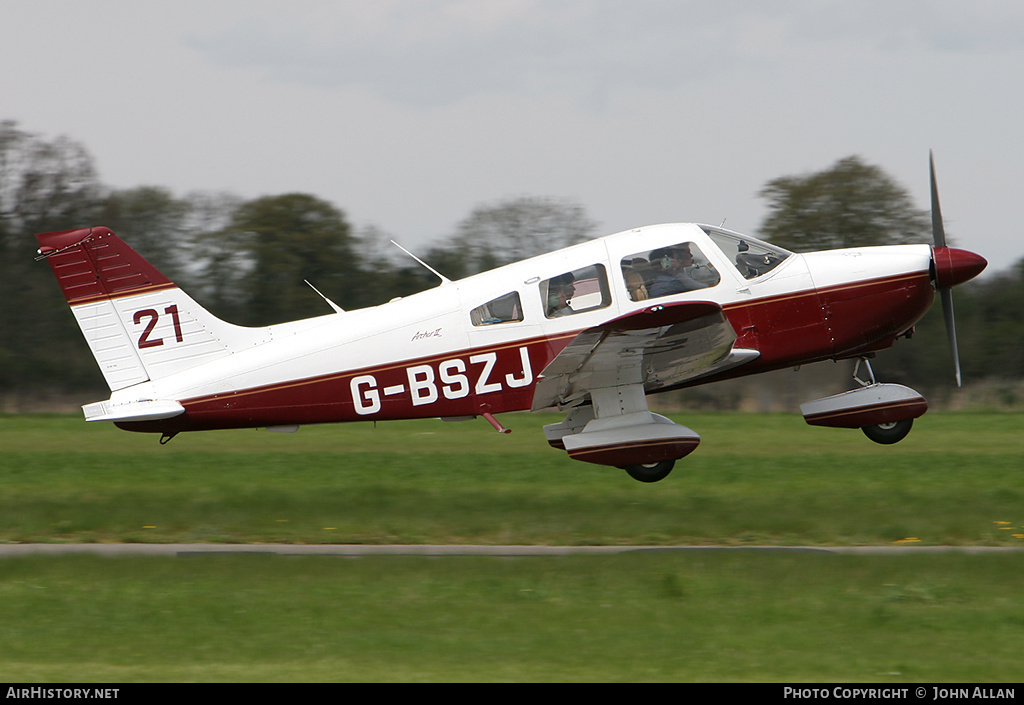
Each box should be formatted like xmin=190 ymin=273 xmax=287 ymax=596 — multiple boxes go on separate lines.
xmin=543 ymin=401 xmax=698 ymax=483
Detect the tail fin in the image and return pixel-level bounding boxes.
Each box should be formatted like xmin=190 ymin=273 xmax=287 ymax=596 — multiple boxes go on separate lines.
xmin=36 ymin=227 xmax=264 ymax=392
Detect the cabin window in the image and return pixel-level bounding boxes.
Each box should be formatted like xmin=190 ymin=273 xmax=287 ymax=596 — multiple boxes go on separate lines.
xmin=470 ymin=291 xmax=524 ymax=326
xmin=702 ymin=227 xmax=790 ymax=280
xmin=620 ymin=242 xmax=720 ymax=302
xmin=541 ymin=264 xmax=611 ymax=319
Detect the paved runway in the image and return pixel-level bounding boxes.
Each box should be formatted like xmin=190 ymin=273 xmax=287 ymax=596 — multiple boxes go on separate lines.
xmin=1 ymin=543 xmax=1021 ymax=557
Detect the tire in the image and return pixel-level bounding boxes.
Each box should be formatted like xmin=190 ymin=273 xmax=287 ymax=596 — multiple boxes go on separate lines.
xmin=861 ymin=418 xmax=913 ymax=445
xmin=621 ymin=460 xmax=675 ymax=483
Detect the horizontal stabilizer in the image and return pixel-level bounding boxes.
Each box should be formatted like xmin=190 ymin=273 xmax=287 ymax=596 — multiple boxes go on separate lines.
xmin=83 ymin=399 xmax=186 ymax=423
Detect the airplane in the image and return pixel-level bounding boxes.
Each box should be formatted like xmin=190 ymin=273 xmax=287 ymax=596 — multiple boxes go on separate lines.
xmin=34 ymin=155 xmax=986 ymax=482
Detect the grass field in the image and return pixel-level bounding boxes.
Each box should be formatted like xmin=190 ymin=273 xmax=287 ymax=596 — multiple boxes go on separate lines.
xmin=2 ymin=551 xmax=1024 ymax=682
xmin=1 ymin=412 xmax=1022 ymax=681
xmin=1 ymin=412 xmax=1021 ymax=546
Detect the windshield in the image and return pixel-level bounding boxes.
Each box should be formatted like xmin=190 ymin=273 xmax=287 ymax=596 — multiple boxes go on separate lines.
xmin=701 ymin=226 xmax=791 ymax=280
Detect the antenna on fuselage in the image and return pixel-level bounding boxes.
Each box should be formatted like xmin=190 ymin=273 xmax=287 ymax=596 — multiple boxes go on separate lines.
xmin=304 ymin=280 xmax=345 ymax=314
xmin=390 ymin=240 xmax=452 ymax=285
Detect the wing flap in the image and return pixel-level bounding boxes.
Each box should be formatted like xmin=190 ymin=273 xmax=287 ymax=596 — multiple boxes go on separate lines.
xmin=532 ymin=301 xmax=755 ymax=410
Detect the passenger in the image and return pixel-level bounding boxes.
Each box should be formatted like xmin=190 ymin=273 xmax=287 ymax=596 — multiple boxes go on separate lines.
xmin=622 ymin=267 xmax=648 ymax=301
xmin=546 ymin=273 xmax=576 ymax=317
xmin=648 ymin=245 xmax=705 ymax=297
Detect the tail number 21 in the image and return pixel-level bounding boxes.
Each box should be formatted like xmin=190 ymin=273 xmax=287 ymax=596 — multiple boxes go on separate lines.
xmin=134 ymin=305 xmax=184 ymax=349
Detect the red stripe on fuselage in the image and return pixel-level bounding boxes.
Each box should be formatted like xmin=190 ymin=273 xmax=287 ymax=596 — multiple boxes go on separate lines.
xmin=121 ymin=332 xmax=579 ymax=433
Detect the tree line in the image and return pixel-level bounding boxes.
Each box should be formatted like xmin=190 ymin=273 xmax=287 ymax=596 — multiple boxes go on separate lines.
xmin=1 ymin=120 xmax=1020 ymax=408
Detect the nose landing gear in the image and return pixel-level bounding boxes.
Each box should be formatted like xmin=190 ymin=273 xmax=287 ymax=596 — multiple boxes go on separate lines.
xmin=800 ymin=357 xmax=928 ymax=445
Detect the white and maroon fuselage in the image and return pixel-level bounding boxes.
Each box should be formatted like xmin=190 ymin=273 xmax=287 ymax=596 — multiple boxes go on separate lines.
xmin=35 ymin=222 xmax=985 ymax=437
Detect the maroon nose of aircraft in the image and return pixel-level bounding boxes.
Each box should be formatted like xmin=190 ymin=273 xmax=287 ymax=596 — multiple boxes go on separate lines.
xmin=932 ymin=246 xmax=987 ymax=289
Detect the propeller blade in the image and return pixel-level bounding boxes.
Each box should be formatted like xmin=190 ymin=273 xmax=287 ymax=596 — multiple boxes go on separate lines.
xmin=930 ymin=152 xmax=970 ymax=387
xmin=929 ymin=150 xmax=947 ymax=248
xmin=940 ymin=287 xmax=962 ymax=387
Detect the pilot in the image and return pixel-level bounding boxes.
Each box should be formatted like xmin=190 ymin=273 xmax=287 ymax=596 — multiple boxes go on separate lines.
xmin=648 ymin=245 xmax=705 ymax=297
xmin=546 ymin=273 xmax=576 ymax=317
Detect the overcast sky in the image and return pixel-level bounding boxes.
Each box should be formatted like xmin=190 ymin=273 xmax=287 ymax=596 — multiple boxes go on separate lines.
xmin=3 ymin=0 xmax=1022 ymax=274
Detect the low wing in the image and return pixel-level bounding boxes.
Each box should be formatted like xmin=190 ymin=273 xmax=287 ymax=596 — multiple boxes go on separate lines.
xmin=531 ymin=301 xmax=758 ymax=410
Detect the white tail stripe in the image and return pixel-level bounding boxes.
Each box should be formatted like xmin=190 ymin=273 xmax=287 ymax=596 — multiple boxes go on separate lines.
xmin=71 ymin=285 xmax=272 ymax=392
xmin=110 ymin=289 xmax=239 ymax=382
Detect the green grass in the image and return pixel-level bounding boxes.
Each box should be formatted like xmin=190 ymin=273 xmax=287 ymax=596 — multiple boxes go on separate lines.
xmin=2 ymin=412 xmax=1022 ymax=681
xmin=2 ymin=551 xmax=1023 ymax=682
xmin=1 ymin=412 xmax=1022 ymax=546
